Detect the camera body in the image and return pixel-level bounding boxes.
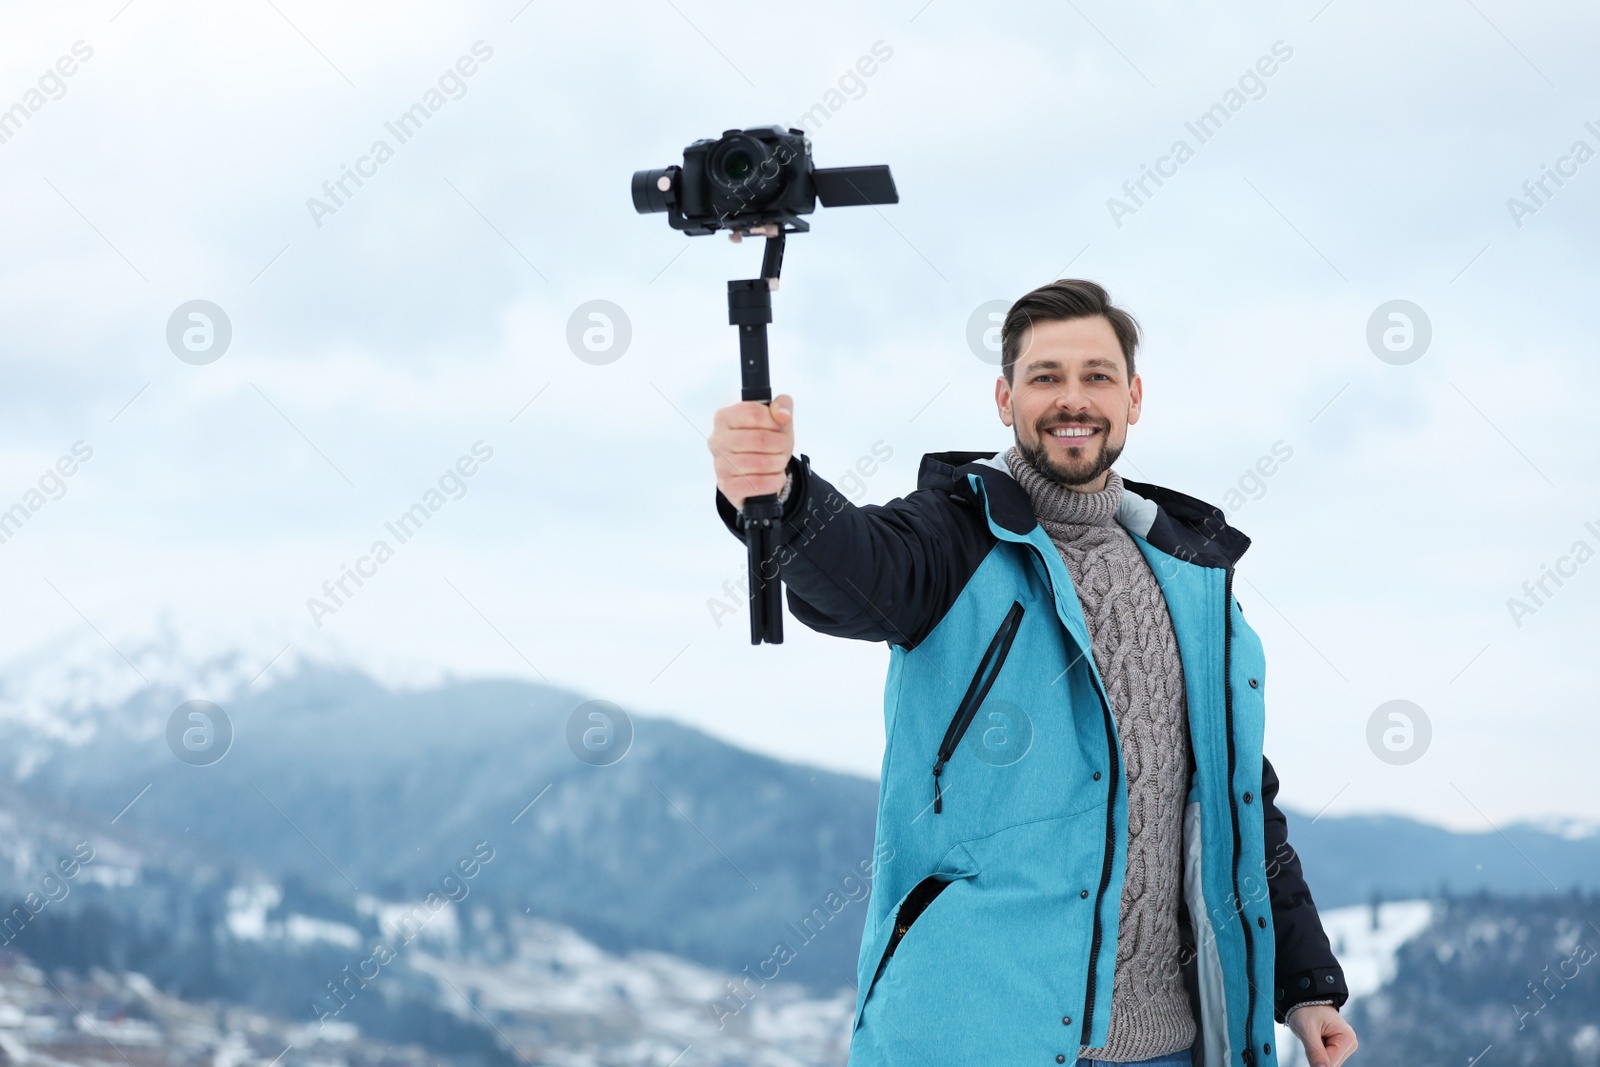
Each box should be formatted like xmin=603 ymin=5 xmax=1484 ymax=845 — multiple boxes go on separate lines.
xmin=633 ymin=124 xmax=896 ymax=235
xmin=680 ymin=125 xmax=812 ymax=233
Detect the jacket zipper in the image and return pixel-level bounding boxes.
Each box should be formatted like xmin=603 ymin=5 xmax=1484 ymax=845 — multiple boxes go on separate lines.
xmin=1016 ymin=536 xmax=1248 ymax=1051
xmin=1016 ymin=543 xmax=1120 ymax=1044
xmin=931 ymin=599 xmax=1025 ymax=814
xmin=1222 ymin=565 xmax=1259 ymax=1063
xmin=1080 ymin=645 xmax=1119 ymax=1046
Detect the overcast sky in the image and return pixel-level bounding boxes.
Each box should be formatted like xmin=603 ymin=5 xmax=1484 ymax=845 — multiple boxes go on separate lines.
xmin=1 ymin=0 xmax=1596 ymax=832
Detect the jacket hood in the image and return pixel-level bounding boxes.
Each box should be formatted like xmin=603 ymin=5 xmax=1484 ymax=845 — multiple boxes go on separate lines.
xmin=916 ymin=449 xmax=1251 ymax=569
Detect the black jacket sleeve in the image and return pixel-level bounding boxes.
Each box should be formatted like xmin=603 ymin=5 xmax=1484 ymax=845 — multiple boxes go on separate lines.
xmin=713 ymin=453 xmax=991 ymax=650
xmin=1262 ymin=753 xmax=1350 ymax=1021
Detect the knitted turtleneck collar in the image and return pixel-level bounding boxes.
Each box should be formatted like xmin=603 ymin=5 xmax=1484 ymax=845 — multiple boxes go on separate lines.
xmin=1002 ymin=443 xmax=1124 ymax=527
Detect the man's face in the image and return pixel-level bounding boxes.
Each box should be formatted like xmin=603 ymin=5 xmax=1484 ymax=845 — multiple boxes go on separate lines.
xmin=994 ymin=315 xmax=1142 ymax=491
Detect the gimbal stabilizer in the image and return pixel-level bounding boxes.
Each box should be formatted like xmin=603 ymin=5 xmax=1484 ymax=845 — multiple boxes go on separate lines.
xmin=728 ymin=228 xmax=789 ymax=644
xmin=632 ymin=125 xmax=897 ymax=643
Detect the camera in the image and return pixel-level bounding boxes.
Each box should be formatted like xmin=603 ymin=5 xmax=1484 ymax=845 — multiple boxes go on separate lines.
xmin=632 ymin=124 xmax=897 ymax=236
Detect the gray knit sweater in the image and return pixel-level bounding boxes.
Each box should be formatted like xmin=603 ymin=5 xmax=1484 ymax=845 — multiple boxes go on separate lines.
xmin=1004 ymin=446 xmax=1197 ymax=1062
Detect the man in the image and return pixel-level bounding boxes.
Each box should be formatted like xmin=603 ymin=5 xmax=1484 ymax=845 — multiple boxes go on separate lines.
xmin=709 ymin=280 xmax=1358 ymax=1067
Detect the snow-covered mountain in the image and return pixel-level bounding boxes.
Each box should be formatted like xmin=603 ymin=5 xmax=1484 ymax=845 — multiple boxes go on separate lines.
xmin=0 ymin=641 xmax=880 ymax=996
xmin=0 ymin=636 xmax=1596 ymax=1064
xmin=0 ymin=913 xmax=858 ymax=1067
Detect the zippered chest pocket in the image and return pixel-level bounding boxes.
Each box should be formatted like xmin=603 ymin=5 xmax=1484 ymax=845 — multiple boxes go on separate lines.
xmin=931 ymin=599 xmax=1025 ymax=814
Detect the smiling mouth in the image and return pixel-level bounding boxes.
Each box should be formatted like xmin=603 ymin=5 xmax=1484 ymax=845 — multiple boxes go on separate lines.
xmin=1044 ymin=424 xmax=1100 ymax=445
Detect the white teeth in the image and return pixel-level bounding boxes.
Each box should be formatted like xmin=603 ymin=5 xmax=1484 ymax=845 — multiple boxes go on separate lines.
xmin=1049 ymin=427 xmax=1094 ymax=437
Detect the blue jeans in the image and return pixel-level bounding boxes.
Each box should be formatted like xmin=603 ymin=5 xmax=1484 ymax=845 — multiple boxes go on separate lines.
xmin=1077 ymin=1048 xmax=1193 ymax=1067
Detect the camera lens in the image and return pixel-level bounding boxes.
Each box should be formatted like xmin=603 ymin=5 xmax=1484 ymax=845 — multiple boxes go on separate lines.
xmin=709 ymin=133 xmax=779 ymax=208
xmin=719 ymin=149 xmax=754 ymax=182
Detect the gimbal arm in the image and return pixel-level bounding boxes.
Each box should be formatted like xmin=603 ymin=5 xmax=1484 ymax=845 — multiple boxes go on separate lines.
xmin=728 ymin=230 xmax=787 ymax=644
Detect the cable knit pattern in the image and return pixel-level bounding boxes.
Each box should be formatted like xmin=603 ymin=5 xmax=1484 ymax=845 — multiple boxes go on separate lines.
xmin=1003 ymin=445 xmax=1196 ymax=1062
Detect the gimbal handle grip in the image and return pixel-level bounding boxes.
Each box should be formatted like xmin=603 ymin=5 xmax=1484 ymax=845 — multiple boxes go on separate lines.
xmin=729 ymin=232 xmax=787 ymax=644
xmin=740 ymin=494 xmax=784 ymax=645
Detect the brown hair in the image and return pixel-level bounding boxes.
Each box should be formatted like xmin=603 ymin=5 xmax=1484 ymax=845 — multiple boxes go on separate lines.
xmin=1000 ymin=279 xmax=1141 ymax=385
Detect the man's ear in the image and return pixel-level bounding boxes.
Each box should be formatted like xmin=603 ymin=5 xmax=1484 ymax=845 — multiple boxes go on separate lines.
xmin=995 ymin=375 xmax=1014 ymax=427
xmin=1127 ymin=373 xmax=1143 ymax=426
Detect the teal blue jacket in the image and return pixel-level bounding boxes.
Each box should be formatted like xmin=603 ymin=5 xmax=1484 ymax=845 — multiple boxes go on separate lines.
xmin=716 ymin=450 xmax=1348 ymax=1067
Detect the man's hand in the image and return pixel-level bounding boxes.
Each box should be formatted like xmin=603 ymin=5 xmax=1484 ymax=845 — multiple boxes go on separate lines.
xmin=1288 ymin=1004 xmax=1357 ymax=1067
xmin=709 ymin=393 xmax=794 ymax=512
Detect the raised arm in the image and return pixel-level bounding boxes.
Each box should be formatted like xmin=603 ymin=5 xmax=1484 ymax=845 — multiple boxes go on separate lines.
xmin=708 ymin=397 xmax=987 ymax=649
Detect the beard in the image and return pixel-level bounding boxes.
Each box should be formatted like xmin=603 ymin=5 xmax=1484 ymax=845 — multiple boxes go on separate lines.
xmin=1016 ymin=417 xmax=1123 ymax=488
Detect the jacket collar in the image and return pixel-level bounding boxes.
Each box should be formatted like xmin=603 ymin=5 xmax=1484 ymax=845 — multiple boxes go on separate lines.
xmin=917 ymin=449 xmax=1251 ymax=569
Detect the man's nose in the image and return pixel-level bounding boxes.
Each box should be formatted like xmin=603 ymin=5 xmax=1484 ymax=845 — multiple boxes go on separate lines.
xmin=1052 ymin=380 xmax=1092 ymax=412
